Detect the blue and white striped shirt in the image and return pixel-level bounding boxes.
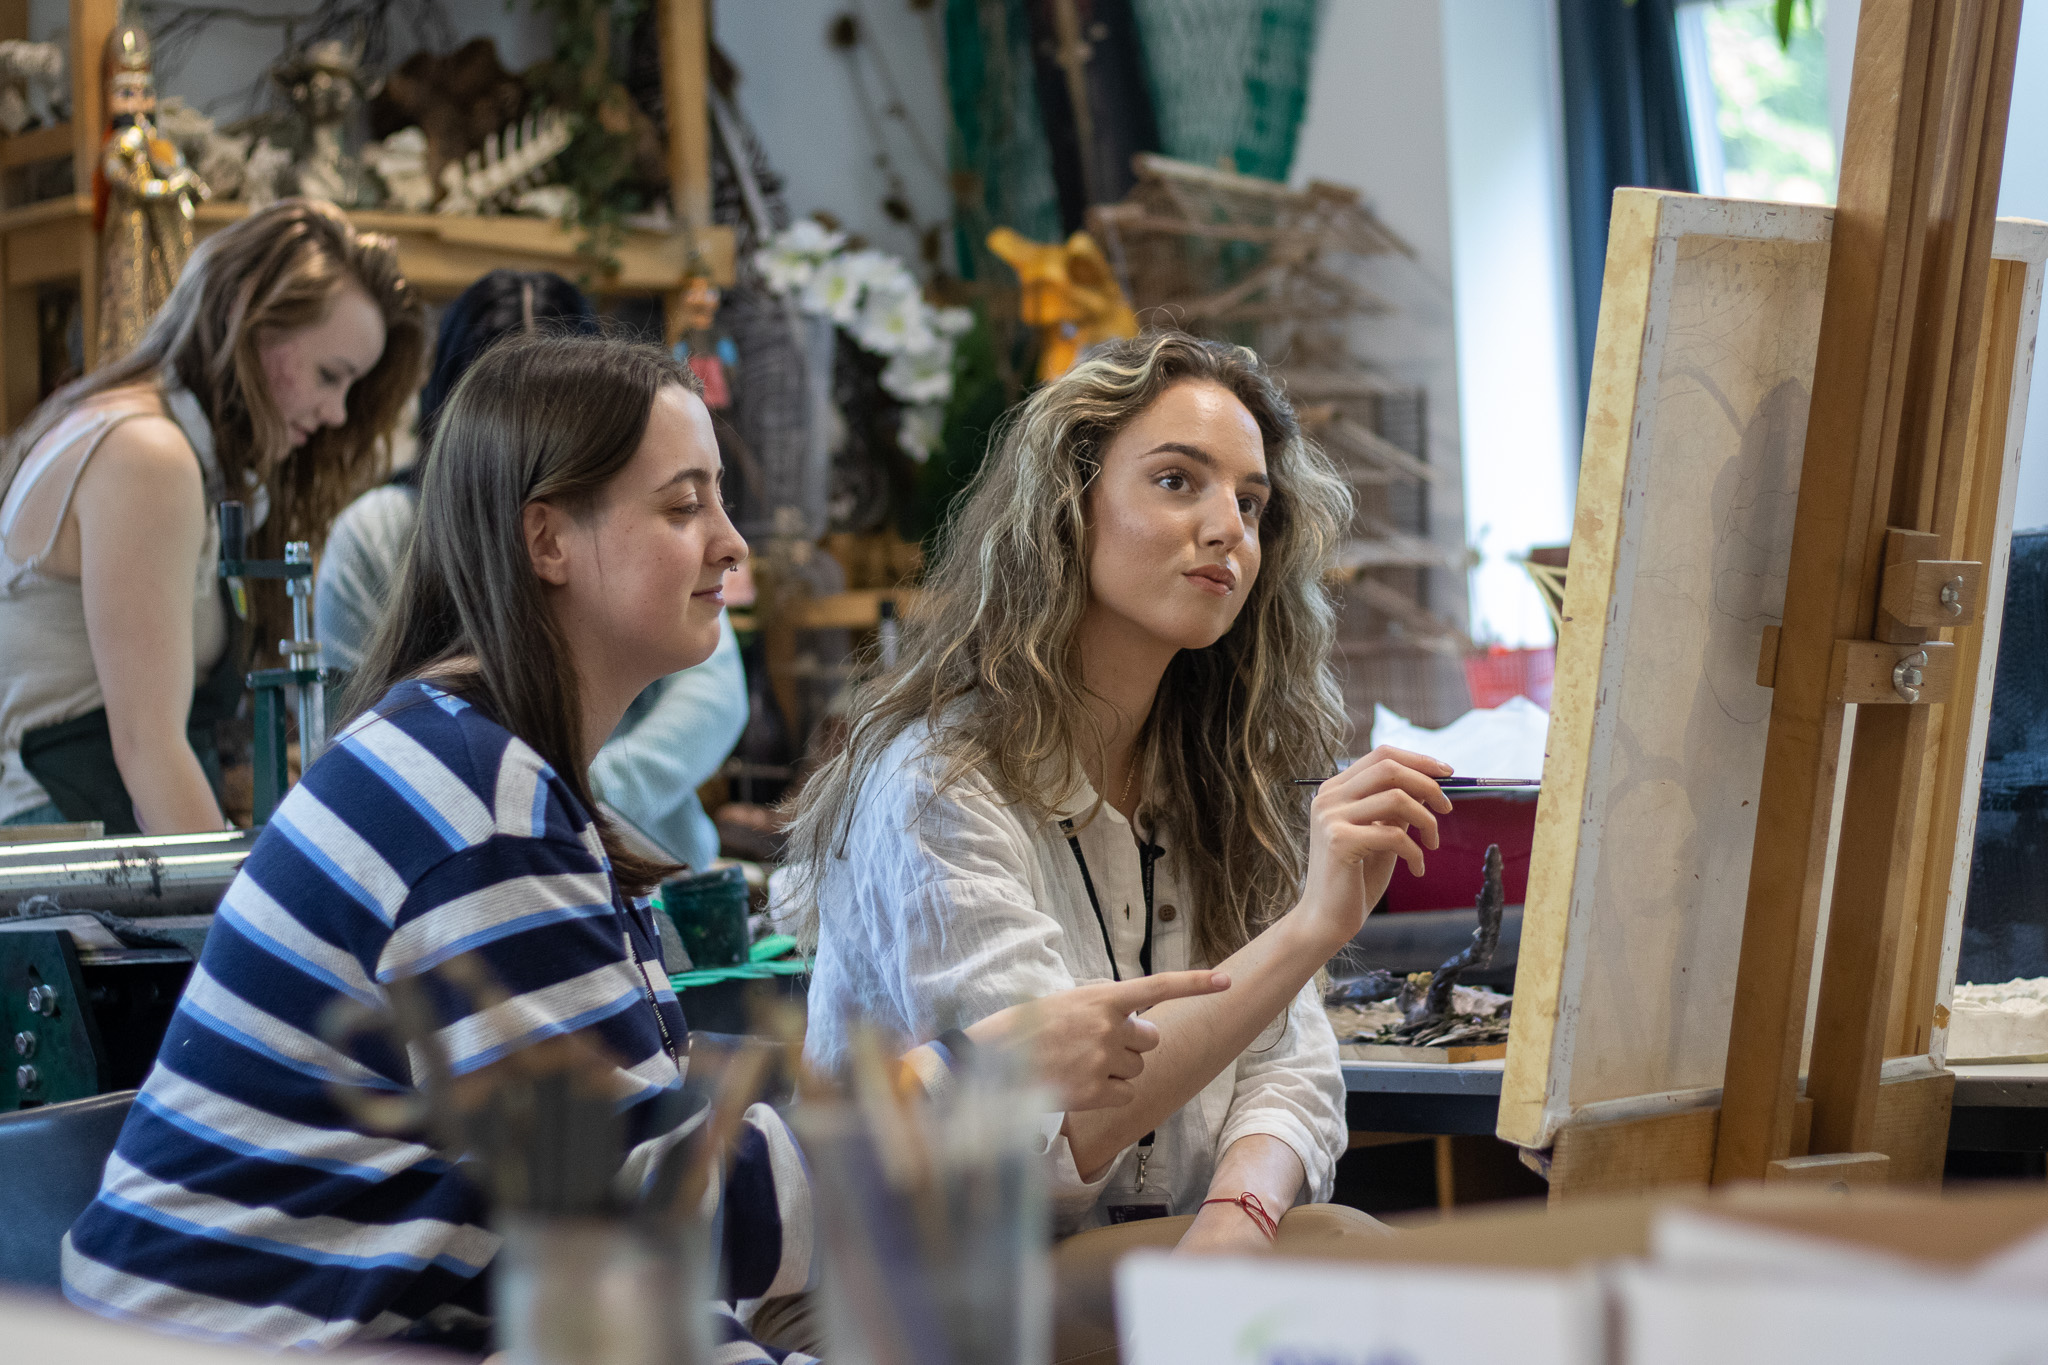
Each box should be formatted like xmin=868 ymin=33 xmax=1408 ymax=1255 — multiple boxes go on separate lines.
xmin=62 ymin=681 xmax=813 ymax=1355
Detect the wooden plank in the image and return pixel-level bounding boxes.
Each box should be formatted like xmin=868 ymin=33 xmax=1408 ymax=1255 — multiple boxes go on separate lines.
xmin=1877 ymin=538 xmax=1984 ymax=631
xmin=1546 ymin=1108 xmax=1718 ymax=1202
xmin=1497 ymin=189 xmax=1664 ymax=1149
xmin=1715 ymin=0 xmax=1987 ymax=1183
xmin=1894 ymin=256 xmax=2031 ymax=1056
xmin=0 ymin=124 xmax=72 ymax=171
xmin=0 ymin=193 xmax=91 ymax=235
xmin=192 ymin=203 xmax=734 ymax=295
xmin=1829 ymin=638 xmax=1957 ymax=704
xmin=658 ymin=0 xmax=712 ymax=233
xmin=5 ymin=213 xmax=90 ymax=286
xmin=69 ymin=0 xmax=112 ymax=204
xmin=1 ymin=266 xmax=35 ymax=428
xmin=787 ymin=588 xmax=921 ymax=631
xmin=1870 ymin=1068 xmax=1955 ymax=1182
xmin=1808 ymin=698 xmax=1936 ymax=1159
xmin=1908 ymin=250 xmax=2039 ymax=1055
xmin=1340 ymin=1042 xmax=1507 ymax=1065
xmin=1800 ymin=0 xmax=2021 ymax=1165
xmin=1766 ymin=1151 xmax=1890 ymax=1185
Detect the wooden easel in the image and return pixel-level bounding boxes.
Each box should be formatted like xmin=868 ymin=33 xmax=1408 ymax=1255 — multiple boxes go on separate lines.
xmin=1713 ymin=0 xmax=2024 ymax=1184
xmin=1497 ymin=0 xmax=2042 ymax=1198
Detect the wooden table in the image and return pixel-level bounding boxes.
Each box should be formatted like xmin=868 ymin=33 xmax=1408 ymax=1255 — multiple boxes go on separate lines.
xmin=1349 ymin=1057 xmax=2048 ymax=1154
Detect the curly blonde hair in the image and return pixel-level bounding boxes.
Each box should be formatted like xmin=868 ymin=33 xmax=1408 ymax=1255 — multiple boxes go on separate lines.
xmin=783 ymin=330 xmax=1353 ymax=966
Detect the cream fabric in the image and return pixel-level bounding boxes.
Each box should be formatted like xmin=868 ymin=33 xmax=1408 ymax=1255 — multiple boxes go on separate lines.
xmin=0 ymin=388 xmax=229 ymax=820
xmin=803 ymin=722 xmax=1347 ymax=1236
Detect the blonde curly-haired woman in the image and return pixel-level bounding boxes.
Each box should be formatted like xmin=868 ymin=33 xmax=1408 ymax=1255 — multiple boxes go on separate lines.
xmin=784 ymin=330 xmax=1454 ymax=1358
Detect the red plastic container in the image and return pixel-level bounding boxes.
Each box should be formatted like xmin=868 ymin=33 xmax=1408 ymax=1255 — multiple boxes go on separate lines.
xmin=1383 ymin=787 xmax=1537 ymax=913
xmin=1464 ymin=646 xmax=1555 ymax=709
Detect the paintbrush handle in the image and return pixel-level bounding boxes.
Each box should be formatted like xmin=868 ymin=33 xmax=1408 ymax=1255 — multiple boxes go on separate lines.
xmin=1289 ymin=776 xmax=1539 ymax=787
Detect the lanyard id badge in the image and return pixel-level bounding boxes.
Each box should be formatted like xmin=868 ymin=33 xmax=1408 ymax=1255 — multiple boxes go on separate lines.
xmin=1105 ymin=1132 xmax=1168 ymax=1222
xmin=1063 ymin=822 xmax=1169 ymax=1222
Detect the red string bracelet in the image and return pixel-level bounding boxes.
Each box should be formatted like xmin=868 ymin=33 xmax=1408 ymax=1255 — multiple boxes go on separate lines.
xmin=1199 ymin=1191 xmax=1278 ymax=1241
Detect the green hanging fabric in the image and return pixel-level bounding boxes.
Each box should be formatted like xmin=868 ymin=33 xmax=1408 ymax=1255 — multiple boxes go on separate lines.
xmin=1129 ymin=0 xmax=1321 ymax=182
xmin=944 ymin=0 xmax=1064 ymax=278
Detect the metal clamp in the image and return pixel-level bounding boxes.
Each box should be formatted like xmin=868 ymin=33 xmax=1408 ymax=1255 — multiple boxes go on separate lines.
xmin=1939 ymin=576 xmax=1967 ymax=620
xmin=1892 ymin=649 xmax=1929 ymax=703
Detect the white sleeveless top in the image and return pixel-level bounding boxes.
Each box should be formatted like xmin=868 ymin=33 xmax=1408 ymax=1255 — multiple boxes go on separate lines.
xmin=0 ymin=387 xmax=231 ymax=820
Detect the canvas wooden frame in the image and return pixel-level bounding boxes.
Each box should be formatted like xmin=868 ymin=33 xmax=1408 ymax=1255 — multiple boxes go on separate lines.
xmin=1498 ymin=190 xmax=2047 ymax=1154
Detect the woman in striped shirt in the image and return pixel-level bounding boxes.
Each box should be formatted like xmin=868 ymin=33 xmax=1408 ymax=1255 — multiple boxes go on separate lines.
xmin=62 ymin=333 xmax=1220 ymax=1357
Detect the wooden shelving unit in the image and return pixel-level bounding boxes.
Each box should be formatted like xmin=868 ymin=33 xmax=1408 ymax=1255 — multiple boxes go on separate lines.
xmin=0 ymin=0 xmax=732 ymax=430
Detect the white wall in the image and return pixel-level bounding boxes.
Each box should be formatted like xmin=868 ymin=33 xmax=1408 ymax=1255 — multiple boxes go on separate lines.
xmin=1441 ymin=0 xmax=1579 ymax=648
xmin=1292 ymin=0 xmax=1470 ymax=636
xmin=1295 ymin=0 xmax=1579 ymax=649
xmin=714 ymin=0 xmax=951 ymax=266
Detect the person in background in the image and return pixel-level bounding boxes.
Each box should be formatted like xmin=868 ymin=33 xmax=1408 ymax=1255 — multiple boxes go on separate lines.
xmin=0 ymin=199 xmax=423 ymax=834
xmin=316 ymin=269 xmax=746 ymax=870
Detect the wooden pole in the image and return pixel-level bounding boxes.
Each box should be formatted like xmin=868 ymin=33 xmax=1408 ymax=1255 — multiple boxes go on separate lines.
xmin=655 ymin=0 xmax=711 ymax=345
xmin=1891 ymin=257 xmax=2032 ymax=1058
xmin=72 ymin=0 xmax=116 ymax=374
xmin=1714 ymin=0 xmax=2022 ymax=1180
xmin=1806 ymin=0 xmax=2018 ymax=1162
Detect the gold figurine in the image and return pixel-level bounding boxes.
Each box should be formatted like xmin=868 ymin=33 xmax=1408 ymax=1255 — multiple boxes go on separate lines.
xmin=94 ymin=4 xmax=207 ymax=368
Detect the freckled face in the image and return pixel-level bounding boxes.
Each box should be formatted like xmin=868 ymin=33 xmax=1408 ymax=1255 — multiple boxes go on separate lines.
xmin=256 ymin=284 xmax=387 ymax=453
xmin=1081 ymin=380 xmax=1270 ymax=654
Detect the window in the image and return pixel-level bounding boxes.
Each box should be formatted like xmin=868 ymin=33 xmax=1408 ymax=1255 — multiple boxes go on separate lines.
xmin=1676 ymin=0 xmax=1835 ymax=203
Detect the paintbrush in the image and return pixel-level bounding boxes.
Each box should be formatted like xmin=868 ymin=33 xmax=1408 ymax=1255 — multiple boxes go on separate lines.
xmin=1291 ymin=776 xmax=1540 ymax=787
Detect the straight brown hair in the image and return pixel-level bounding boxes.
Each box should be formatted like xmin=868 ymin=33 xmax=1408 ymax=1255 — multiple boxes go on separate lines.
xmin=340 ymin=332 xmax=699 ymax=897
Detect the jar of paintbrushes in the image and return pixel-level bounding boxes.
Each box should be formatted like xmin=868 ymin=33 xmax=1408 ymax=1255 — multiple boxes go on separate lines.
xmin=790 ymin=1031 xmax=1052 ymax=1365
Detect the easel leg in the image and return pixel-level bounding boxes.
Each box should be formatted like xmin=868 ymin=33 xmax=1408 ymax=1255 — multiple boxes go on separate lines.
xmin=1808 ymin=703 xmax=1936 ymax=1153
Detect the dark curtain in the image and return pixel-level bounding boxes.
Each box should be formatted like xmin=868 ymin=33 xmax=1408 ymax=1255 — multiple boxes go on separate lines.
xmin=1557 ymin=0 xmax=1697 ymax=416
xmin=1026 ymin=0 xmax=1162 ymax=233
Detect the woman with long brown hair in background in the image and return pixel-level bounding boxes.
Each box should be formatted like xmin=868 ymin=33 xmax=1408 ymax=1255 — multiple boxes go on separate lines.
xmin=785 ymin=331 xmax=1453 ymax=1353
xmin=0 ymin=198 xmax=423 ymax=834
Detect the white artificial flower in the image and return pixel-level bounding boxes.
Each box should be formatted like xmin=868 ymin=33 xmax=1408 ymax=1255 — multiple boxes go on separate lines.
xmin=799 ymin=255 xmax=864 ymax=323
xmin=755 ymin=219 xmax=847 ymax=294
xmin=781 ymin=218 xmax=846 ymax=258
xmin=898 ymin=404 xmax=945 ymax=462
xmin=881 ymin=344 xmax=955 ymax=405
xmin=802 ymin=249 xmax=897 ymax=325
xmin=857 ymin=281 xmax=938 ymax=357
xmin=755 ymin=245 xmax=816 ymax=293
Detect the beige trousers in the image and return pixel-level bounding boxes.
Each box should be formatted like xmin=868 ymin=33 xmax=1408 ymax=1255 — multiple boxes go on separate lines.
xmin=747 ymin=1202 xmax=1394 ymax=1365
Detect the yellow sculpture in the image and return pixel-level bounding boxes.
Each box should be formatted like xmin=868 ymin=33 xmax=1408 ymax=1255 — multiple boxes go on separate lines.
xmin=95 ymin=6 xmax=206 ymax=368
xmin=986 ymin=227 xmax=1138 ymax=382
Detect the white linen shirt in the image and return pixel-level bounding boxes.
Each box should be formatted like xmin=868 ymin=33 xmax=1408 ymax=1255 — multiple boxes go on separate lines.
xmin=803 ymin=723 xmax=1347 ymax=1234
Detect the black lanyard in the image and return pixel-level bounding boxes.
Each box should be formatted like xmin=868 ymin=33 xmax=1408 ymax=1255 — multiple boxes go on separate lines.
xmin=1060 ymin=819 xmax=1160 ymax=980
xmin=1060 ymin=818 xmax=1164 ymax=1196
